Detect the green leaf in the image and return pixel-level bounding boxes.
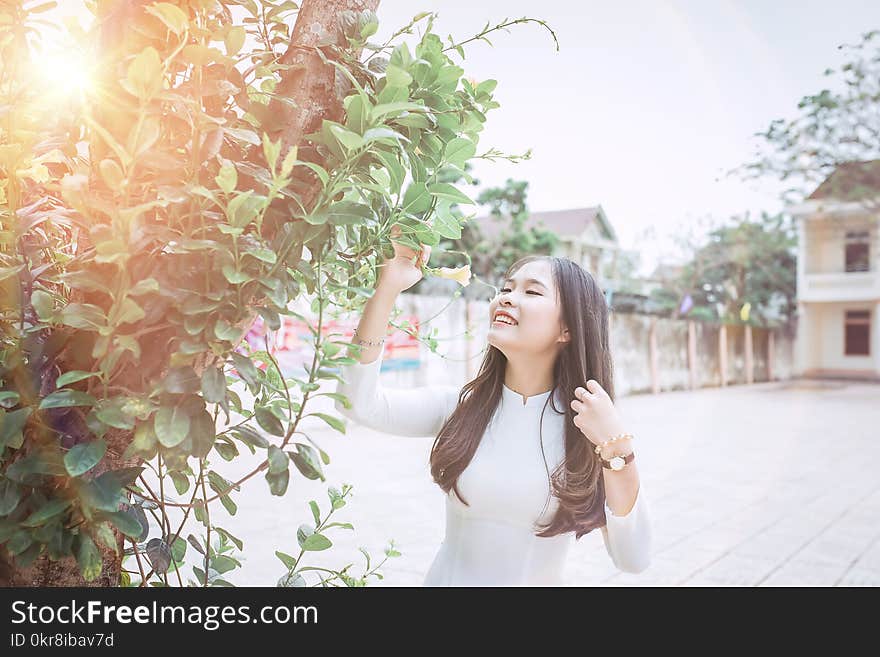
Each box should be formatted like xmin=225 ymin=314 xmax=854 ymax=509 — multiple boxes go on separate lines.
xmin=384 ymin=63 xmax=412 ymax=87
xmin=211 ymin=554 xmax=239 ymax=574
xmin=255 ymin=406 xmax=285 ymax=437
xmin=64 ymin=439 xmax=107 ymax=477
xmin=428 ymin=182 xmax=474 ymax=205
xmin=289 ymin=444 xmax=324 ymax=481
xmin=221 ymin=265 xmax=252 ymax=284
xmin=55 ymin=370 xmax=99 ymax=388
xmin=145 ymin=2 xmax=189 ymax=35
xmin=40 ymin=389 xmax=97 ymax=409
xmin=98 ymin=158 xmax=124 ymax=191
xmin=307 ymin=412 xmax=346 ymax=434
xmin=328 ymin=123 xmax=364 ymax=152
xmin=0 ymin=479 xmax=23 ymax=515
xmin=226 ymin=189 xmax=256 ymax=227
xmin=302 ymin=533 xmax=332 ymax=551
xmin=123 ymin=422 xmax=158 ymax=460
xmin=95 ymin=400 xmax=135 ymax=430
xmin=201 ymin=367 xmax=226 ymax=403
xmin=115 ymin=297 xmax=145 ymax=325
xmin=265 ymin=468 xmax=289 ymax=496
xmin=31 ymin=289 xmax=54 ymax=319
xmin=370 ymin=101 xmax=424 ymax=120
xmin=215 ymin=163 xmax=237 ymax=194
xmin=190 ymin=410 xmax=216 ymax=459
xmin=309 ymin=500 xmax=321 ymax=526
xmin=231 ymin=426 xmax=269 ymax=450
xmin=320 ymin=201 xmax=374 ymax=226
xmin=0 ymin=391 xmax=20 ymax=409
xmin=242 ymin=246 xmax=277 ymax=264
xmin=93 ymin=522 xmax=119 ymax=553
xmin=76 ymin=535 xmax=102 ymax=581
xmin=4 ymin=448 xmax=65 ymax=482
xmin=154 ymin=405 xmax=190 ymax=448
xmin=58 ymin=304 xmax=108 ymax=331
xmin=275 ymin=550 xmax=297 ymax=570
xmin=402 ymin=182 xmax=431 ymax=214
xmin=433 ymin=204 xmax=462 ymax=239
xmin=6 ymin=529 xmax=33 ymax=556
xmin=219 ymin=493 xmax=237 ymax=516
xmin=324 ymin=521 xmax=355 ymax=533
xmin=128 ymin=277 xmax=159 ymax=296
xmin=171 ymin=536 xmax=187 ymax=562
xmin=126 ymin=46 xmax=163 ymax=100
xmin=104 ymin=510 xmax=144 ymax=538
xmin=21 ymin=498 xmax=72 ymax=527
xmin=169 ymin=470 xmax=189 ymax=495
xmin=214 ymin=319 xmax=243 ymax=342
xmin=444 ymin=137 xmax=476 ymax=167
xmin=214 ymin=526 xmax=243 ymax=551
xmin=76 ymin=473 xmax=125 ymax=513
xmin=230 ymin=352 xmax=260 ymax=389
xmin=163 ymin=366 xmax=200 ymax=394
xmin=267 ymin=445 xmax=288 ymax=474
xmin=224 ymin=25 xmax=246 ymax=56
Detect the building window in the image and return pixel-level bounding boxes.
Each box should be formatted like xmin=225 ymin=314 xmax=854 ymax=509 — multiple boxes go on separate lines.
xmin=844 ymin=310 xmax=871 ymax=356
xmin=844 ymin=231 xmax=870 ymax=272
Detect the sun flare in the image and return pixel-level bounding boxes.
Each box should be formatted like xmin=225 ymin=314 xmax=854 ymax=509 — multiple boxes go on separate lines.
xmin=30 ymin=48 xmax=95 ymax=100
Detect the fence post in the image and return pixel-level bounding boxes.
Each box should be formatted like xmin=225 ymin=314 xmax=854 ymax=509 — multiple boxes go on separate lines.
xmin=767 ymin=329 xmax=775 ymax=381
xmin=745 ymin=324 xmax=754 ymax=384
xmin=649 ymin=316 xmax=659 ymax=394
xmin=719 ymin=324 xmax=728 ymax=387
xmin=687 ymin=319 xmax=697 ymax=390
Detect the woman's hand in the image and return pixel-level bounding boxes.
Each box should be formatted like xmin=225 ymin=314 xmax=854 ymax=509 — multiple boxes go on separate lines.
xmin=376 ymin=224 xmax=431 ymax=294
xmin=570 ymin=381 xmax=628 ymax=452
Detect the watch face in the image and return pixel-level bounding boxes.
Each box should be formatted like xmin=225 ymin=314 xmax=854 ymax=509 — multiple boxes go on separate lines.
xmin=610 ymin=456 xmax=625 ymax=470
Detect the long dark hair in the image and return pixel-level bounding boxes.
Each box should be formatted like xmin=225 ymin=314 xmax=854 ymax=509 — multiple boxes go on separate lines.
xmin=429 ymin=255 xmax=614 ymax=539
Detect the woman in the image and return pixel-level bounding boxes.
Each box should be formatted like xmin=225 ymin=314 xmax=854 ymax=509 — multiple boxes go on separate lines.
xmin=334 ymin=227 xmax=651 ymax=586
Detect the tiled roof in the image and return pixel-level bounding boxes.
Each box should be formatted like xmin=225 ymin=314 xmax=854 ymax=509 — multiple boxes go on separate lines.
xmin=473 ymin=206 xmax=617 ymax=243
xmin=807 ymin=160 xmax=880 ymax=201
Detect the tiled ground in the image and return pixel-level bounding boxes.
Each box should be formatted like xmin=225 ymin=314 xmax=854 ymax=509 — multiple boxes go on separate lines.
xmin=195 ymin=377 xmax=880 ymax=587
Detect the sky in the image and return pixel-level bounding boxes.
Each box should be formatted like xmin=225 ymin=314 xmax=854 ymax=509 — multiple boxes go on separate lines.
xmin=49 ymin=0 xmax=880 ymax=273
xmin=372 ymin=0 xmax=880 ymax=272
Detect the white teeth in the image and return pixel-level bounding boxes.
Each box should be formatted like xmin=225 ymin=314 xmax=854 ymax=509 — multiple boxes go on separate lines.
xmin=494 ymin=315 xmax=516 ymax=326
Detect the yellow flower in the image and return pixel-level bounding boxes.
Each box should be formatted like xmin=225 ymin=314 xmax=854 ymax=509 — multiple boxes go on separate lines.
xmin=433 ymin=264 xmax=472 ymax=287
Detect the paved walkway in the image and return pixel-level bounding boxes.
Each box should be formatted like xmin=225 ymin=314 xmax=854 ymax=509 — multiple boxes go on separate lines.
xmin=207 ymin=378 xmax=880 ymax=587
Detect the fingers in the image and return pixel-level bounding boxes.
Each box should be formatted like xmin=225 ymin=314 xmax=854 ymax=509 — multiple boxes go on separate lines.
xmin=573 ymin=385 xmax=593 ymax=401
xmin=571 ymin=381 xmax=604 ymax=406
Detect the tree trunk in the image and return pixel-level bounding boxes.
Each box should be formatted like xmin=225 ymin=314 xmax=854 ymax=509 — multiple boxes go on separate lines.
xmin=0 ymin=0 xmax=380 ymax=588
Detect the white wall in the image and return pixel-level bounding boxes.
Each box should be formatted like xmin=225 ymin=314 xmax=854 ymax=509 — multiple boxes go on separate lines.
xmin=805 ymin=302 xmax=877 ymax=373
xmin=803 ymin=216 xmax=878 ymax=274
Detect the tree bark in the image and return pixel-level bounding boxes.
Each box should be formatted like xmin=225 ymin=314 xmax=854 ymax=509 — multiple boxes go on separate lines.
xmin=1 ymin=0 xmax=381 ymax=588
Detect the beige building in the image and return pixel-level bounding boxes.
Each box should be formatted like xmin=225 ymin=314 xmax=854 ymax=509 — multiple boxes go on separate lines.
xmin=789 ymin=161 xmax=880 ymax=380
xmin=476 ymin=205 xmax=623 ymax=281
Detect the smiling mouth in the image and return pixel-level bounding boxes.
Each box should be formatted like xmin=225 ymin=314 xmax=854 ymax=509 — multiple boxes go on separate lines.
xmin=492 ymin=316 xmax=517 ymax=327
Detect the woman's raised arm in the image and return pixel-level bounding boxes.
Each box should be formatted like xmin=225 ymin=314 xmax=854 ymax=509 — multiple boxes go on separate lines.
xmin=333 ymin=225 xmax=460 ymax=437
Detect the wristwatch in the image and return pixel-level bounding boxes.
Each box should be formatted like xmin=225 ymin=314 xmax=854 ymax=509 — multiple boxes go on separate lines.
xmin=600 ymin=451 xmax=635 ymax=471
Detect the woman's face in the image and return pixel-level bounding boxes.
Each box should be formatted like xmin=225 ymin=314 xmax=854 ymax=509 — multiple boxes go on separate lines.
xmin=487 ymin=259 xmax=570 ymax=356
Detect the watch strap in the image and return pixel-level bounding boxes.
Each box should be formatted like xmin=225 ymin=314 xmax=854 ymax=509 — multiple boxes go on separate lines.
xmin=600 ymin=451 xmax=635 ymax=470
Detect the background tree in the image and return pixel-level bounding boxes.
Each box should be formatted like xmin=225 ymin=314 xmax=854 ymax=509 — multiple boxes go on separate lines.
xmin=736 ymin=29 xmax=880 ymax=211
xmin=648 ymin=212 xmax=797 ymax=326
xmin=423 ymin=177 xmax=560 ymax=299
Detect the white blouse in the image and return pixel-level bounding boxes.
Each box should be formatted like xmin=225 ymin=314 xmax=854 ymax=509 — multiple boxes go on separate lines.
xmin=334 ymin=351 xmax=652 ymax=586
